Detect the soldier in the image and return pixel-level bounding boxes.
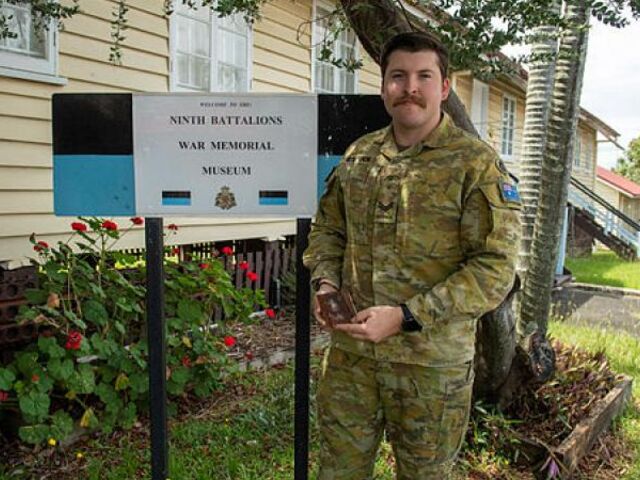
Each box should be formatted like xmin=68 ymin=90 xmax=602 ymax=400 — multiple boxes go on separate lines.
xmin=303 ymin=31 xmax=522 ymax=479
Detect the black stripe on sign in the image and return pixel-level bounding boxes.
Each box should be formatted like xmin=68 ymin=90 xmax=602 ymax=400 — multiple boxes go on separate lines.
xmin=259 ymin=191 xmax=288 ymax=198
xmin=162 ymin=191 xmax=191 ymax=199
xmin=52 ymin=94 xmax=133 ymax=155
xmin=318 ymin=94 xmax=390 ymax=155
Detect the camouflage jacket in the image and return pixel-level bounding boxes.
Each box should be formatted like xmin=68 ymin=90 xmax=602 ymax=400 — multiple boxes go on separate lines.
xmin=303 ymin=113 xmax=522 ymax=367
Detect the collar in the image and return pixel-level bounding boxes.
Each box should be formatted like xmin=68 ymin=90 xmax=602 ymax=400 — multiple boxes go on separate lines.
xmin=378 ymin=112 xmax=458 ymax=158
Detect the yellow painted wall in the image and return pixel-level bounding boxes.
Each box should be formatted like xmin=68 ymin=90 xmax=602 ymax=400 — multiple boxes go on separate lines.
xmin=0 ymin=0 xmax=310 ymax=266
xmin=595 ymin=181 xmax=622 ymax=209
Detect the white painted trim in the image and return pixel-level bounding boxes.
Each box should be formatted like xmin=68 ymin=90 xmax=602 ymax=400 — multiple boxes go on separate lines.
xmin=500 ymin=93 xmax=516 ymax=160
xmin=0 ymin=6 xmax=59 ymax=81
xmin=168 ymin=3 xmax=252 ymax=93
xmin=0 ymin=66 xmax=66 ymax=85
xmin=312 ymin=0 xmax=359 ymax=94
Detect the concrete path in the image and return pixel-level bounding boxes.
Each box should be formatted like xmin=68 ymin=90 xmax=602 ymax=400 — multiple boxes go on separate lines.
xmin=552 ymin=283 xmax=640 ymax=338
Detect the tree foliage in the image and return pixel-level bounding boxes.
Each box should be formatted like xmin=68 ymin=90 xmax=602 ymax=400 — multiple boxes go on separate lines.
xmin=614 ymin=136 xmax=640 ymax=184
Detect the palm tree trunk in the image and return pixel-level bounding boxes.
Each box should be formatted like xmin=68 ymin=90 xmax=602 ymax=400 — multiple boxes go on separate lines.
xmin=520 ymin=0 xmax=590 ymax=335
xmin=517 ymin=2 xmax=561 ymax=336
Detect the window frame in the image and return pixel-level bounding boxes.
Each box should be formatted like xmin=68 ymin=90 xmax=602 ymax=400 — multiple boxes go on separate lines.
xmin=500 ymin=94 xmax=517 ymax=160
xmin=573 ymin=134 xmax=582 ymax=169
xmin=169 ymin=3 xmax=253 ymax=93
xmin=471 ymin=79 xmax=490 ymax=140
xmin=311 ymin=0 xmax=359 ymax=94
xmin=0 ymin=2 xmax=64 ymax=84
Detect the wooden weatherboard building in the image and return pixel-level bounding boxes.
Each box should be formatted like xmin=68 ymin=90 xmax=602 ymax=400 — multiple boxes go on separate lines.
xmin=0 ymin=0 xmax=619 ymax=267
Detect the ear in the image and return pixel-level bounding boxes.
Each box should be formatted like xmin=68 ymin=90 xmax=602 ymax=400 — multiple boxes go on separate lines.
xmin=441 ymin=77 xmax=451 ymax=100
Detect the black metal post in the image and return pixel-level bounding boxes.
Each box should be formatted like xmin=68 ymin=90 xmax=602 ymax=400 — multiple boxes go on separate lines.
xmin=145 ymin=218 xmax=168 ymax=480
xmin=294 ymin=217 xmax=312 ymax=480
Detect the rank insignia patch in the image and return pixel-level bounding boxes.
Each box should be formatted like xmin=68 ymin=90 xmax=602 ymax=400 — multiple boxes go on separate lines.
xmin=215 ymin=186 xmax=237 ymax=210
xmin=500 ymin=182 xmax=521 ymax=203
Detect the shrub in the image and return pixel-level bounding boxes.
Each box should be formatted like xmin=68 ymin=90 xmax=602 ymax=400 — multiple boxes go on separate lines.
xmin=0 ymin=217 xmax=265 ymax=445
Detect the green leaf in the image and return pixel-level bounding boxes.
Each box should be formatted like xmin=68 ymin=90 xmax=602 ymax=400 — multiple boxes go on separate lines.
xmin=19 ymin=390 xmax=50 ymax=423
xmin=37 ymin=336 xmax=65 ymax=359
xmin=80 ymin=407 xmax=99 ymax=429
xmin=177 ymin=299 xmax=203 ymax=324
xmin=15 ymin=352 xmax=39 ymax=377
xmin=96 ymin=382 xmax=118 ymax=406
xmin=65 ymin=310 xmax=87 ymax=330
xmin=67 ymin=364 xmax=95 ymax=394
xmin=50 ymin=410 xmax=74 ymax=440
xmin=48 ymin=358 xmax=74 ymax=381
xmin=24 ymin=289 xmax=48 ymax=305
xmin=114 ymin=372 xmax=129 ymax=391
xmin=114 ymin=321 xmax=126 ymax=335
xmin=0 ymin=368 xmax=16 ymax=390
xmin=129 ymin=372 xmax=148 ymax=395
xmin=83 ymin=299 xmax=109 ymax=326
xmin=120 ymin=402 xmax=137 ymax=429
xmin=18 ymin=424 xmax=50 ymax=445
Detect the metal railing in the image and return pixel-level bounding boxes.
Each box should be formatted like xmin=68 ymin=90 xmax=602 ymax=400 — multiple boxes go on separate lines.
xmin=568 ymin=178 xmax=640 ymax=256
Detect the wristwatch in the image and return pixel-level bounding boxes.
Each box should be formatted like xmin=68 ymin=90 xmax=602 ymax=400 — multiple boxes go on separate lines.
xmin=400 ymin=304 xmax=422 ymax=332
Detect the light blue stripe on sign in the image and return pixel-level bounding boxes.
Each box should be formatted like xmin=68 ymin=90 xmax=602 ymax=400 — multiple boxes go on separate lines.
xmin=162 ymin=197 xmax=191 ymax=206
xmin=259 ymin=197 xmax=288 ymax=206
xmin=317 ymin=155 xmax=342 ymax=201
xmin=54 ymin=155 xmax=135 ymax=216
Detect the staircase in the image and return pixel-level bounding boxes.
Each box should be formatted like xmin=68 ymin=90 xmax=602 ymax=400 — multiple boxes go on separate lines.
xmin=568 ymin=178 xmax=640 ymax=261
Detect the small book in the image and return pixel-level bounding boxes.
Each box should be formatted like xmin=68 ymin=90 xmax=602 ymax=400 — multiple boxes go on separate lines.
xmin=316 ymin=290 xmax=357 ymax=328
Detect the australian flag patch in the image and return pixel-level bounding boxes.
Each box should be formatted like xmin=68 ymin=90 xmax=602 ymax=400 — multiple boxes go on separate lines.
xmin=500 ymin=182 xmax=521 ymax=203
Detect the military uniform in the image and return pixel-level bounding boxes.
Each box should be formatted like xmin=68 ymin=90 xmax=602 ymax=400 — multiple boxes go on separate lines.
xmin=303 ymin=113 xmax=521 ymax=479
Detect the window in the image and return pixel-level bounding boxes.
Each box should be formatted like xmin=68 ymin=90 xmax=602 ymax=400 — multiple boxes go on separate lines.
xmin=0 ymin=1 xmax=58 ymax=79
xmin=500 ymin=96 xmax=516 ymax=157
xmin=171 ymin=3 xmax=251 ymax=92
xmin=584 ymin=141 xmax=592 ymax=171
xmin=313 ymin=2 xmax=357 ymax=94
xmin=471 ymin=79 xmax=489 ymax=140
xmin=573 ymin=136 xmax=582 ymax=168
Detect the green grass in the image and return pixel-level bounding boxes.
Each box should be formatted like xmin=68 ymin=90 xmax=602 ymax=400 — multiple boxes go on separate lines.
xmin=2 ymin=321 xmax=638 ymax=479
xmin=566 ymin=250 xmax=640 ymax=290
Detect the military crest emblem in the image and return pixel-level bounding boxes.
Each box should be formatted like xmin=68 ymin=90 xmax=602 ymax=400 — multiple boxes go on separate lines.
xmin=215 ymin=186 xmax=237 ymax=210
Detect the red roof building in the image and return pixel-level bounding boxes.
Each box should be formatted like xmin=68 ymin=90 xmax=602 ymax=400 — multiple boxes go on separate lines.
xmin=596 ymin=166 xmax=640 ymax=197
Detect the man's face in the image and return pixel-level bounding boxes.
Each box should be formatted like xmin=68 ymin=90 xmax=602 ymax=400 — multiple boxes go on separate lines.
xmin=381 ymin=49 xmax=450 ymax=133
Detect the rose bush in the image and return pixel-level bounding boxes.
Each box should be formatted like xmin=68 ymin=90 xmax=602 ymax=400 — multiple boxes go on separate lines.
xmin=0 ymin=217 xmax=267 ymax=445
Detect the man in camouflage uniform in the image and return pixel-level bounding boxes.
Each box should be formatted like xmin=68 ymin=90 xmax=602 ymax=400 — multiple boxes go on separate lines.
xmin=303 ymin=32 xmax=521 ymax=479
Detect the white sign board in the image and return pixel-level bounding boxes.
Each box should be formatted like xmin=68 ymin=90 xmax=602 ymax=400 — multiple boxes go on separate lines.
xmin=133 ymin=93 xmax=317 ymax=216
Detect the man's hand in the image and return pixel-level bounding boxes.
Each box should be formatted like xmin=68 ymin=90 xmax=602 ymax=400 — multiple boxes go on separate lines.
xmin=333 ymin=306 xmax=403 ymax=343
xmin=313 ymin=282 xmax=338 ymax=330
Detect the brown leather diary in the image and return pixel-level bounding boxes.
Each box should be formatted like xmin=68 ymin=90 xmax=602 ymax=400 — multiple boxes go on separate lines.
xmin=316 ymin=290 xmax=357 ymax=327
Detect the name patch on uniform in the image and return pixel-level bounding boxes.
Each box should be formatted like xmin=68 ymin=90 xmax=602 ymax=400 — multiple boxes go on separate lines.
xmin=500 ymin=182 xmax=521 ymax=203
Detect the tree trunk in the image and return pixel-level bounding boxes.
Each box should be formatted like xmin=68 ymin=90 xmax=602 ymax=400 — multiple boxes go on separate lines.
xmin=520 ymin=0 xmax=590 ymax=336
xmin=517 ymin=3 xmax=561 ymax=340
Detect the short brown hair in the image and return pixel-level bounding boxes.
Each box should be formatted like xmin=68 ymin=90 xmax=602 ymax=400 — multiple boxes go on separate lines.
xmin=380 ymin=32 xmax=449 ymax=80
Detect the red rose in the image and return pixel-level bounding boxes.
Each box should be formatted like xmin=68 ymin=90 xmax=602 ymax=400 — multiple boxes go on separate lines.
xmin=101 ymin=220 xmax=118 ymax=231
xmin=130 ymin=217 xmax=144 ymax=225
xmin=65 ymin=330 xmax=83 ymax=350
xmin=221 ymin=246 xmax=233 ymax=256
xmin=171 ymin=246 xmax=180 ymax=255
xmin=167 ymin=223 xmax=179 ymax=231
xmin=71 ymin=222 xmax=87 ymax=232
xmin=199 ymin=263 xmax=209 ymax=270
xmin=33 ymin=240 xmax=49 ymax=252
xmin=238 ymin=261 xmax=249 ymax=271
xmin=245 ymin=351 xmax=254 ymax=361
xmin=223 ymin=336 xmax=236 ymax=347
xmin=31 ymin=374 xmax=40 ymax=383
xmin=265 ymin=308 xmax=276 ymax=319
xmin=0 ymin=391 xmax=8 ymax=402
xmin=246 ymin=271 xmax=258 ymax=282
xmin=181 ymin=356 xmax=192 ymax=368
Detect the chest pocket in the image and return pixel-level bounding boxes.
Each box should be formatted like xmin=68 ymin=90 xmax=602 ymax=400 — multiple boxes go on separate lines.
xmin=396 ymin=177 xmax=463 ymax=257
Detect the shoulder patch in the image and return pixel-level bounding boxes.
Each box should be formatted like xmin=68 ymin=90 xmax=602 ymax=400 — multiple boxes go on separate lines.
xmin=500 ymin=181 xmax=521 ymax=203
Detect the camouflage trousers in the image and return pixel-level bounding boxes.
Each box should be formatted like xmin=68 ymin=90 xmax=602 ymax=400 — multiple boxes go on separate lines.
xmin=316 ymin=347 xmax=474 ymax=480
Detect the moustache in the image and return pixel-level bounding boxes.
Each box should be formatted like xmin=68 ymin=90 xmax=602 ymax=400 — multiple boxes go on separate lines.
xmin=393 ymin=96 xmax=426 ymax=108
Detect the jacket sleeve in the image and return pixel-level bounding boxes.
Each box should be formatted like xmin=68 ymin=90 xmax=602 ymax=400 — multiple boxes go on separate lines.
xmin=405 ymin=160 xmax=522 ymax=327
xmin=302 ymin=167 xmax=347 ymax=289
